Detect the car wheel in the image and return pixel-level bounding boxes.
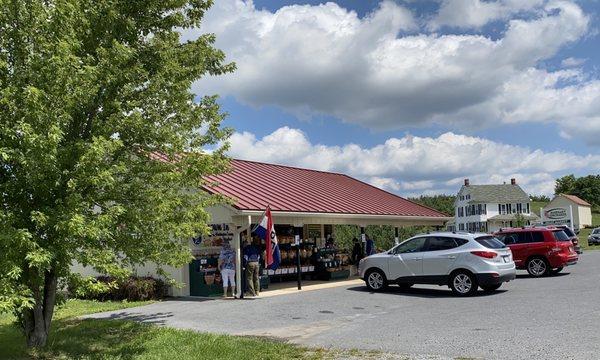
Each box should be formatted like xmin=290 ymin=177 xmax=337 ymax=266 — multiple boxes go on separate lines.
xmin=397 ymin=283 xmax=413 ymax=290
xmin=551 ymin=267 xmax=563 ymax=275
xmin=481 ymin=284 xmax=502 ymax=292
xmin=365 ymin=269 xmax=387 ymax=291
xmin=526 ymin=257 xmax=549 ymax=277
xmin=449 ymin=271 xmax=478 ymax=296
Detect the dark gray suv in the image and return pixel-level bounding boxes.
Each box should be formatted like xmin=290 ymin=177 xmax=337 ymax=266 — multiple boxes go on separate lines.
xmin=589 ymin=228 xmax=600 ymax=246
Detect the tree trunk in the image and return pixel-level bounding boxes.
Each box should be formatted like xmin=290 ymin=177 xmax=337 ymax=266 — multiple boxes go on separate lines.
xmin=23 ymin=268 xmax=58 ymax=348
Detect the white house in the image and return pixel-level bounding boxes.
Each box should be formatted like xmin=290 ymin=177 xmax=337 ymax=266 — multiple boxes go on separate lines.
xmin=541 ymin=194 xmax=592 ymax=230
xmin=449 ymin=178 xmax=539 ymax=233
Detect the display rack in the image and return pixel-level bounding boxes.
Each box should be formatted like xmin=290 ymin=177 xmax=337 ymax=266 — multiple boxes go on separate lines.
xmin=314 ymin=248 xmax=351 ymax=281
xmin=189 ymin=257 xmax=224 ymax=297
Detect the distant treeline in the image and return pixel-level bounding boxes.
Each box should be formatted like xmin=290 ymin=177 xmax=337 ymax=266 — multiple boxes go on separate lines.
xmin=408 ymin=194 xmax=455 ymax=216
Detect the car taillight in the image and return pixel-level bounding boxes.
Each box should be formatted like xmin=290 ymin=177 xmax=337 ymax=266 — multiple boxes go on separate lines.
xmin=471 ymin=251 xmax=497 ymax=259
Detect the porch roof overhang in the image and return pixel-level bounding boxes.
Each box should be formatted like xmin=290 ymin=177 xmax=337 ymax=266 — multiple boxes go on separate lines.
xmin=230 ymin=207 xmax=452 ymax=227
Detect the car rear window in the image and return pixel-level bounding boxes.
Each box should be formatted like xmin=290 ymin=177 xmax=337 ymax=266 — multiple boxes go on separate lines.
xmin=552 ymin=230 xmax=571 ymax=242
xmin=475 ymin=236 xmax=506 ymax=249
xmin=561 ymin=227 xmax=575 ymax=237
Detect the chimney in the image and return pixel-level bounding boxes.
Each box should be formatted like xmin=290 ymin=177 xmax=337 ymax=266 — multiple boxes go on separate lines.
xmin=511 ymin=178 xmax=516 ymax=185
xmin=464 ymin=178 xmax=470 ymax=186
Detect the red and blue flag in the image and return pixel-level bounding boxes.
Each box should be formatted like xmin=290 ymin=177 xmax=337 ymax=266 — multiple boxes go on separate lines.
xmin=253 ymin=206 xmax=280 ymax=270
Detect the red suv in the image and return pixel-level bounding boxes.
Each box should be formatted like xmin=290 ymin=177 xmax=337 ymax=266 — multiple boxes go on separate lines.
xmin=493 ymin=227 xmax=578 ymax=277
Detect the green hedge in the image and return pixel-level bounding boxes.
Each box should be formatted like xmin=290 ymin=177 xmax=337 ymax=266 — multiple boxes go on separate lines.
xmin=70 ymin=276 xmax=168 ymax=301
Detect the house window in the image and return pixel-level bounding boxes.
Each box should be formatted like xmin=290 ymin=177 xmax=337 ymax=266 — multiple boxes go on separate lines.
xmin=483 ymin=204 xmax=487 ymax=215
xmin=517 ymin=203 xmax=522 ymax=213
xmin=477 ymin=204 xmax=482 ymax=215
xmin=526 ymin=203 xmax=530 ymax=214
xmin=501 ymin=204 xmax=506 ymax=215
xmin=507 ymin=204 xmax=512 ymax=213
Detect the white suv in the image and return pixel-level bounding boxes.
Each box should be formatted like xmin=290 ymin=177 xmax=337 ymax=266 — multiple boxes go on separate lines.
xmin=358 ymin=232 xmax=516 ymax=296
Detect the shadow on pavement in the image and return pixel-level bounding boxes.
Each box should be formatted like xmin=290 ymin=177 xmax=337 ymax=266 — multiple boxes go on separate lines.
xmin=167 ymin=296 xmax=219 ymax=302
xmin=346 ymin=285 xmax=507 ymax=298
xmin=516 ymin=272 xmax=570 ymax=279
xmin=104 ymin=311 xmax=174 ymax=325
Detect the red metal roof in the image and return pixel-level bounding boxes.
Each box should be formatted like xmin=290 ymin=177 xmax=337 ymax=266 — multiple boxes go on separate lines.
xmin=202 ymin=159 xmax=448 ymax=218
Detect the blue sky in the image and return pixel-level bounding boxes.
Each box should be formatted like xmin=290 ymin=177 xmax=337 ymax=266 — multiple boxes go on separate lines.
xmin=190 ymin=0 xmax=600 ymax=196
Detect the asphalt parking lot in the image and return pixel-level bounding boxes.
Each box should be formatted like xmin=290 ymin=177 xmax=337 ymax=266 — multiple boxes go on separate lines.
xmin=89 ymin=251 xmax=600 ymax=359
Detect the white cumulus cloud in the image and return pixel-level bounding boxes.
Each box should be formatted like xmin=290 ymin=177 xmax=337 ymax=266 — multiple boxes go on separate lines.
xmin=429 ymin=0 xmax=545 ymax=29
xmin=186 ymin=0 xmax=599 ymax=145
xmin=227 ymin=127 xmax=600 ymax=196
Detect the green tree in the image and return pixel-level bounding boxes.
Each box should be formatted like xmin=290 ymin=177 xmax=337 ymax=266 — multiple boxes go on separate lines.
xmin=408 ymin=195 xmax=455 ymax=216
xmin=514 ymin=213 xmax=526 ymax=227
xmin=554 ymin=174 xmax=600 ymax=211
xmin=571 ymin=175 xmax=600 ymax=209
xmin=0 ymin=0 xmax=234 ymax=348
xmin=529 ymin=194 xmax=550 ymax=202
xmin=333 ymin=225 xmax=431 ymax=252
xmin=555 ymin=174 xmax=577 ymax=196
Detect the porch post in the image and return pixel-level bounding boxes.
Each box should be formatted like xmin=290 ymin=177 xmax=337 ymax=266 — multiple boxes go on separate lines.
xmin=234 ymin=227 xmax=242 ymax=299
xmin=360 ymin=225 xmax=366 ymax=257
xmin=294 ymin=226 xmax=302 ymax=290
xmin=235 ymin=215 xmax=252 ymax=299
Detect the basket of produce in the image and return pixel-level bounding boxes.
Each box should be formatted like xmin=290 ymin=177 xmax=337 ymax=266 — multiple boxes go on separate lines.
xmin=204 ymin=274 xmax=215 ymax=285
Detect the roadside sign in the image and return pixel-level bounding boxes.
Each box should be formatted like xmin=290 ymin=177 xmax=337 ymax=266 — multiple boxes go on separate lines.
xmin=540 ymin=205 xmax=575 ymax=230
xmin=545 ymin=208 xmax=568 ymax=220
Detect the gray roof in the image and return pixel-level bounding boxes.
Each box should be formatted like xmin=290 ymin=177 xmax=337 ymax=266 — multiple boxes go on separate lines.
xmin=461 ymin=184 xmax=529 ymax=204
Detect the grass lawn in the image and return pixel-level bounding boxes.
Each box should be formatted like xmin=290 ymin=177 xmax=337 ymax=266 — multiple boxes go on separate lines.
xmin=0 ymin=300 xmax=330 ymax=360
xmin=529 ymin=201 xmax=548 ymax=216
xmin=579 ymin=213 xmax=600 ymax=250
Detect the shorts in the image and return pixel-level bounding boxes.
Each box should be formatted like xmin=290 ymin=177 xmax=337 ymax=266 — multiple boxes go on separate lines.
xmin=221 ymin=269 xmax=235 ymax=288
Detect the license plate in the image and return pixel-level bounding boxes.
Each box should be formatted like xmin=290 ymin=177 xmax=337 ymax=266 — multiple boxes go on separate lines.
xmin=502 ymin=256 xmax=510 ymax=263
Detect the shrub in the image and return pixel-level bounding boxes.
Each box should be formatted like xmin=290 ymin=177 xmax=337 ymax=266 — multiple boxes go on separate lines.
xmin=70 ymin=276 xmax=168 ymax=301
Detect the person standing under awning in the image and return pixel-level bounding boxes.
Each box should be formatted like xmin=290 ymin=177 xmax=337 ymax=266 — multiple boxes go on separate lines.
xmin=244 ymin=237 xmax=262 ymax=297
